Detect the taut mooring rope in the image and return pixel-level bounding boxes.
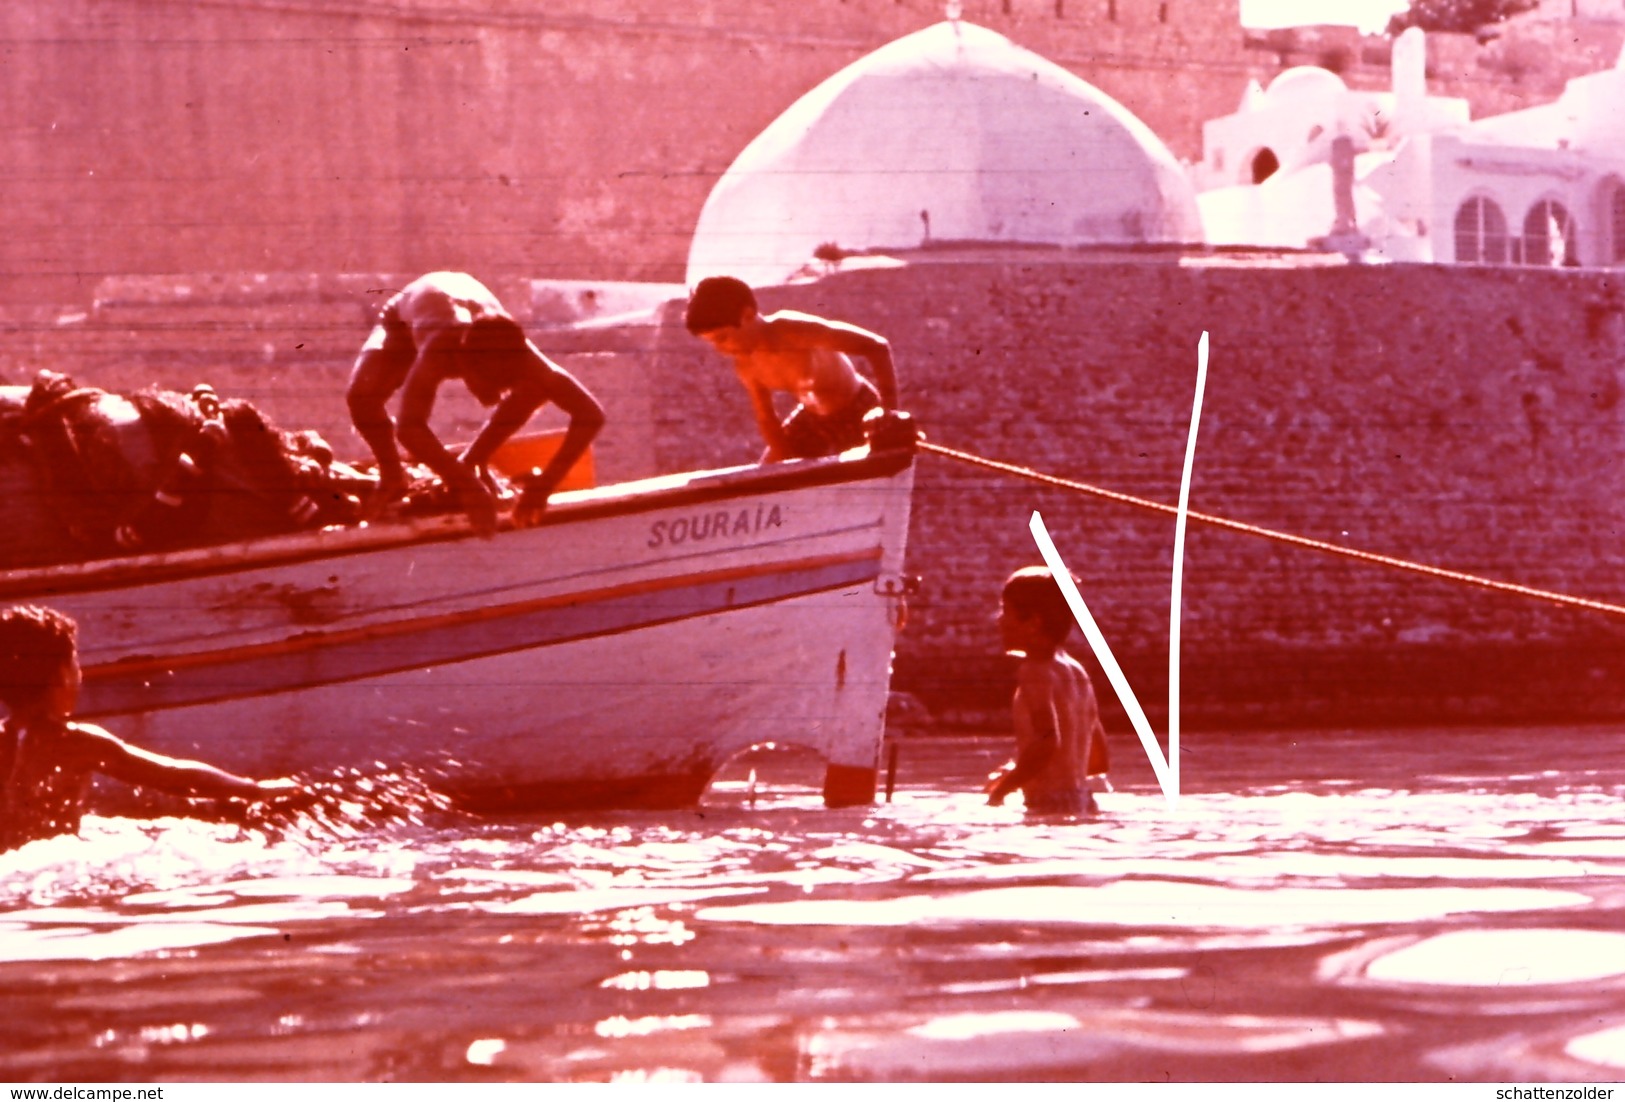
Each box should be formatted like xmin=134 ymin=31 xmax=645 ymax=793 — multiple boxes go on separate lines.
xmin=919 ymin=440 xmax=1625 ymax=621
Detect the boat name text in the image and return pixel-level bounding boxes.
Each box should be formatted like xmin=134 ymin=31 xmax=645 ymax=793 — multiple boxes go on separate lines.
xmin=648 ymin=503 xmax=785 ymax=549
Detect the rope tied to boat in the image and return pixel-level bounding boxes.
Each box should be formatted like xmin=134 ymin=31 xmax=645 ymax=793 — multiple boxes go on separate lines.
xmin=918 ymin=440 xmax=1625 ymax=622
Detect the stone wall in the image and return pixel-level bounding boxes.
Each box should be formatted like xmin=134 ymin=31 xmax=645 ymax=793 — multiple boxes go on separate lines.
xmin=636 ymin=255 xmax=1625 ymax=728
xmin=9 ymin=1 xmax=1619 ymax=311
xmin=0 ymin=0 xmax=1264 ymax=307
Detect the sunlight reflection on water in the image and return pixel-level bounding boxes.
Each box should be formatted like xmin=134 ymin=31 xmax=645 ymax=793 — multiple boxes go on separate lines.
xmin=1567 ymin=1025 xmax=1625 ymax=1071
xmin=691 ymin=882 xmax=1591 ymax=930
xmin=1355 ymin=928 xmax=1625 ymax=986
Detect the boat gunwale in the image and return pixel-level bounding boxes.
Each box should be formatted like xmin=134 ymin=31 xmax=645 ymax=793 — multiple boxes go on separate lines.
xmin=0 ymin=445 xmax=915 ymax=601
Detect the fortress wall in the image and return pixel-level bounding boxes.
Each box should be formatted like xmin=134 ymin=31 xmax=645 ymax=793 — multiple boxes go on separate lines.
xmin=6 ymin=2 xmax=1618 ymax=314
xmin=0 ymin=0 xmax=1255 ymax=305
xmin=642 ymin=257 xmax=1625 ymax=727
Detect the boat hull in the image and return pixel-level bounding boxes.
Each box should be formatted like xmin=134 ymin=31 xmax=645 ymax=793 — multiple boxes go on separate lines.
xmin=4 ymin=447 xmax=916 ymax=811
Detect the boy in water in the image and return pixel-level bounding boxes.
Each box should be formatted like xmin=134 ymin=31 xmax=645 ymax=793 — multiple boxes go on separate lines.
xmin=347 ymin=271 xmax=606 ymax=535
xmin=985 ymin=567 xmax=1108 ymax=816
xmin=0 ymin=605 xmax=301 ymax=853
xmin=683 ymin=276 xmax=899 ymax=462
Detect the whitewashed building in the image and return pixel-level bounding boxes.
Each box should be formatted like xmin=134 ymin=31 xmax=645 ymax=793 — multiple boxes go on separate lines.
xmin=1196 ymin=29 xmax=1625 ymax=267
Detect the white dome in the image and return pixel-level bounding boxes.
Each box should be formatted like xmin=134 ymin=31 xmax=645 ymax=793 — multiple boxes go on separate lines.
xmin=1265 ymin=66 xmax=1350 ymax=103
xmin=686 ymin=21 xmax=1203 ymax=287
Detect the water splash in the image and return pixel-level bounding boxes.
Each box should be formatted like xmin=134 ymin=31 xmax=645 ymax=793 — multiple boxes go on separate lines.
xmin=1 ymin=762 xmax=463 ymax=909
xmin=242 ymin=762 xmax=460 ymax=842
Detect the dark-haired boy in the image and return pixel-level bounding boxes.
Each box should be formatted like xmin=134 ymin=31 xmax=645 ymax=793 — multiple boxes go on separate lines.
xmin=684 ymin=276 xmax=899 ymax=462
xmin=347 ymin=271 xmax=606 ymax=534
xmin=985 ymin=567 xmax=1108 ymax=815
xmin=0 ymin=605 xmax=302 ymax=853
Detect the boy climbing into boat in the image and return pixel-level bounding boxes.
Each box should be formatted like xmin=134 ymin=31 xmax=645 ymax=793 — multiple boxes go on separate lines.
xmin=985 ymin=567 xmax=1109 ymax=816
xmin=0 ymin=605 xmax=303 ymax=853
xmin=347 ymin=271 xmax=606 ymax=535
xmin=683 ymin=276 xmax=900 ymax=462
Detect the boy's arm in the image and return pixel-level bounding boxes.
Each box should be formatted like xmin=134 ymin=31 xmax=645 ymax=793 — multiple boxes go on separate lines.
xmin=76 ymin=724 xmax=288 ymax=802
xmin=513 ymin=362 xmax=607 ymax=524
xmin=394 ymin=343 xmax=468 ymax=488
xmin=740 ymin=375 xmax=789 ymax=461
xmin=459 ymin=378 xmax=548 ymax=475
xmin=397 ymin=339 xmax=500 ymax=536
xmin=986 ymin=666 xmax=1060 ymax=806
xmin=346 ymin=355 xmax=408 ymax=494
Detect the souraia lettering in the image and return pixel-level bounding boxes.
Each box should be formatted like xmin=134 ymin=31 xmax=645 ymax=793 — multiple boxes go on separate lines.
xmin=648 ymin=503 xmax=784 ymax=549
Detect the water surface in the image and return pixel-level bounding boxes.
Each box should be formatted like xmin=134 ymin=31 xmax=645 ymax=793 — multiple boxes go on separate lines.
xmin=2 ymin=726 xmax=1623 ymax=1083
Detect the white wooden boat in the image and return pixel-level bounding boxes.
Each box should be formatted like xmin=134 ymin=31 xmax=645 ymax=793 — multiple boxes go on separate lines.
xmin=2 ymin=439 xmax=917 ymax=812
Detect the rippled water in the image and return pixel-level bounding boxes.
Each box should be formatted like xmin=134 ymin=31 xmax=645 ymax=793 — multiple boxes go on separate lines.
xmin=3 ymin=726 xmax=1624 ymax=1083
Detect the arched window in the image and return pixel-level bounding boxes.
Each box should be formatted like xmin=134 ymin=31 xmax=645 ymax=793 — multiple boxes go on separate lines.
xmin=1454 ymin=196 xmax=1508 ymax=264
xmin=1520 ymin=199 xmax=1577 ymax=267
xmin=1251 ymin=148 xmax=1279 ymax=185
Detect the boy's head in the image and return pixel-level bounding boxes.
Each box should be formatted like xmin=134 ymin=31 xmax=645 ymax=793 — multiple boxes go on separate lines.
xmin=684 ymin=276 xmax=757 ymax=341
xmin=0 ymin=605 xmax=79 ymax=716
xmin=1000 ymin=567 xmax=1077 ymax=651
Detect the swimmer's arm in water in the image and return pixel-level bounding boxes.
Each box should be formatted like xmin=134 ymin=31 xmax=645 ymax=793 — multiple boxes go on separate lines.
xmin=74 ymin=723 xmax=294 ymax=802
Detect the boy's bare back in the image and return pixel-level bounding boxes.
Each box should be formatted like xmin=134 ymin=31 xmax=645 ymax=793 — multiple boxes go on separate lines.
xmin=1012 ymin=651 xmax=1102 ymax=811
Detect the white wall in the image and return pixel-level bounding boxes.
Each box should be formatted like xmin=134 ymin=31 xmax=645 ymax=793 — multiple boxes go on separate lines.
xmin=1535 ymin=0 xmax=1625 ymax=21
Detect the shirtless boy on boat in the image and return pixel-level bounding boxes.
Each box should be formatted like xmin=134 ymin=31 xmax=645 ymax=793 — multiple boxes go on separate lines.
xmin=683 ymin=276 xmax=899 ymax=462
xmin=347 ymin=271 xmax=606 ymax=535
xmin=985 ymin=567 xmax=1108 ymax=816
xmin=0 ymin=605 xmax=301 ymax=853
